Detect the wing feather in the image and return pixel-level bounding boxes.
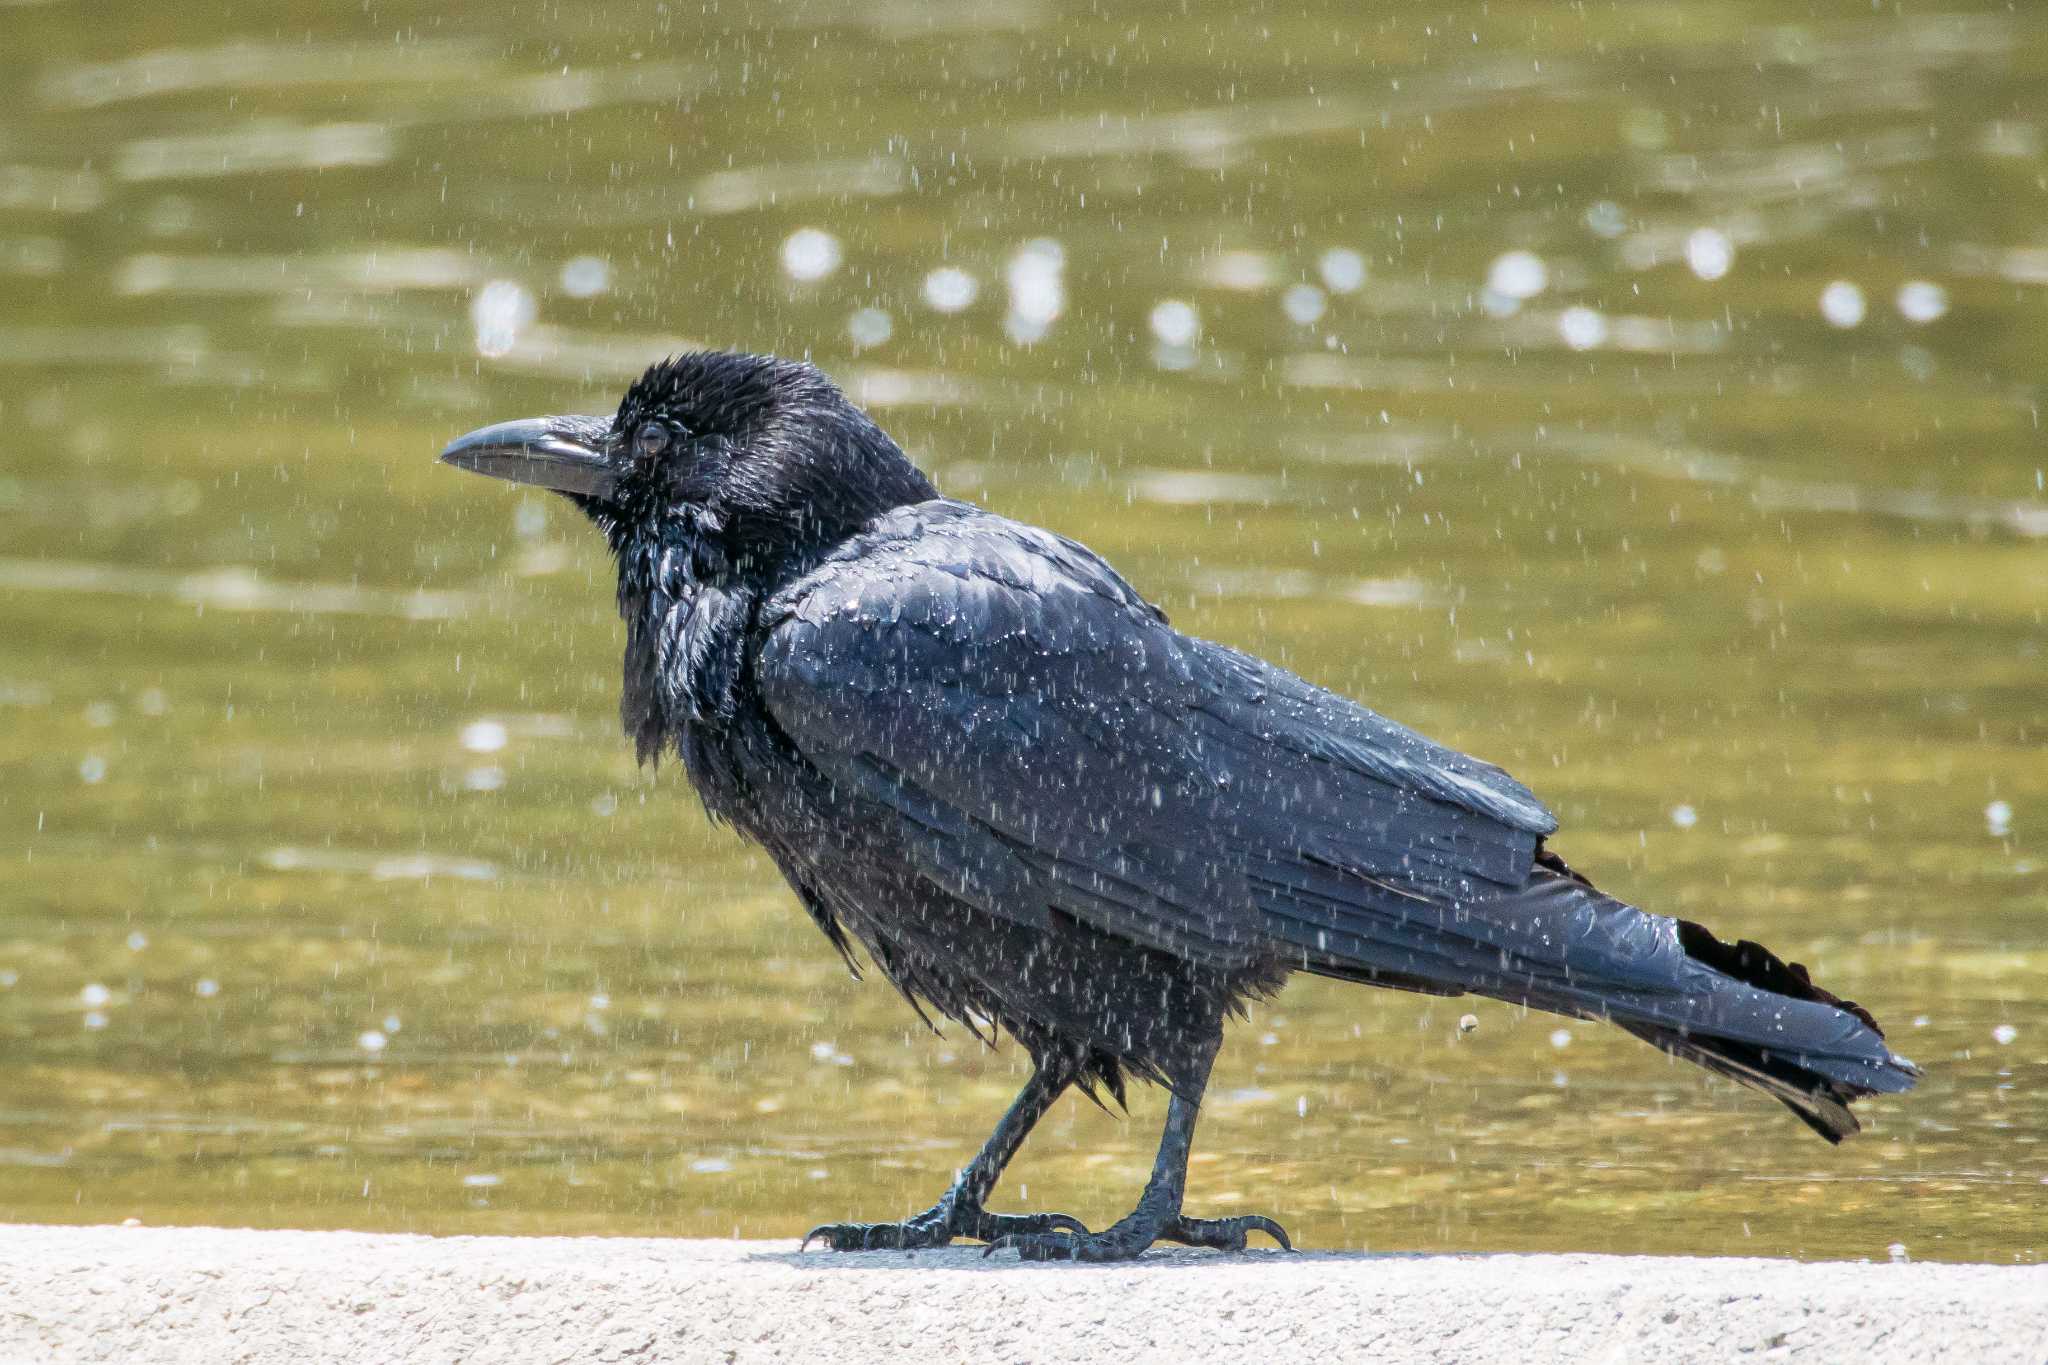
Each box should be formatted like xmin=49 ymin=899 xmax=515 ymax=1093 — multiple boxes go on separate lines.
xmin=757 ymin=502 xmax=1559 ymax=976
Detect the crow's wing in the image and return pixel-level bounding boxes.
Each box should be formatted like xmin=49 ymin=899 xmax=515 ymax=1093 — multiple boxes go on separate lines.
xmin=755 ymin=503 xmax=1558 ymax=976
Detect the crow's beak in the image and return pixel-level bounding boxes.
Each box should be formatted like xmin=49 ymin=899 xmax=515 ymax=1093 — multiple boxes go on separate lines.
xmin=439 ymin=415 xmax=619 ymax=499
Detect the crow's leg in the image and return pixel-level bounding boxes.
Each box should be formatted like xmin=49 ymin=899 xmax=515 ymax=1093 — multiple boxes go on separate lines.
xmin=801 ymin=1055 xmax=1090 ymax=1251
xmin=984 ymin=1039 xmax=1292 ymax=1262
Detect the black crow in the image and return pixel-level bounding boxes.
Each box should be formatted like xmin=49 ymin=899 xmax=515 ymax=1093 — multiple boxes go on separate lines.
xmin=441 ymin=351 xmax=1918 ymax=1261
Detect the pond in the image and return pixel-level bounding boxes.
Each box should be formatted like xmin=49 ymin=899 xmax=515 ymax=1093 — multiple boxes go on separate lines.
xmin=0 ymin=0 xmax=2041 ymax=1262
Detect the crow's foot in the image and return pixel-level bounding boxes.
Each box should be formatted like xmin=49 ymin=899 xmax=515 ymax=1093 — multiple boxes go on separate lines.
xmin=985 ymin=1210 xmax=1292 ymax=1262
xmin=802 ymin=1205 xmax=1088 ymax=1252
xmin=1160 ymin=1212 xmax=1293 ymax=1253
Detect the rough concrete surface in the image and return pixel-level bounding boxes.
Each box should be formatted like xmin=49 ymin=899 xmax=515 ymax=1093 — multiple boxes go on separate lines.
xmin=0 ymin=1224 xmax=2042 ymax=1364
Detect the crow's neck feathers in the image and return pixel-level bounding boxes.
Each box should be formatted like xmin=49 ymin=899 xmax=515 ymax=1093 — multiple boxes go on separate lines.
xmin=601 ymin=352 xmax=938 ymax=760
xmin=616 ymin=518 xmax=749 ymax=760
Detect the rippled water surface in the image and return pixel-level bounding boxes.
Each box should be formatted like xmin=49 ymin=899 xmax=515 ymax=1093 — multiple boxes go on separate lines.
xmin=2 ymin=1 xmax=2043 ymax=1262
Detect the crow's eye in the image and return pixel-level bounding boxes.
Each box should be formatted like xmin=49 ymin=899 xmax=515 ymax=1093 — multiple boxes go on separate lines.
xmin=633 ymin=422 xmax=671 ymax=459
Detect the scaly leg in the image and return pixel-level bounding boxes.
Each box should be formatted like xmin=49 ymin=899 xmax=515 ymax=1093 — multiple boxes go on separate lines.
xmin=984 ymin=1039 xmax=1291 ymax=1262
xmin=802 ymin=1055 xmax=1090 ymax=1251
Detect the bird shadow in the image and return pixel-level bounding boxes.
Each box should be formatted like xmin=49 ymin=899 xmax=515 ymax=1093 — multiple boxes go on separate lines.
xmin=746 ymin=1244 xmax=1443 ymax=1273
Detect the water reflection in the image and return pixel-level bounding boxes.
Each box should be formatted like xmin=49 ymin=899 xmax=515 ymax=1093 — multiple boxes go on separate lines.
xmin=0 ymin=0 xmax=2042 ymax=1263
xmin=36 ymin=38 xmax=494 ymax=110
xmin=116 ymin=122 xmax=394 ymax=182
xmin=117 ymin=248 xmax=485 ymax=297
xmin=0 ymin=558 xmax=485 ymax=618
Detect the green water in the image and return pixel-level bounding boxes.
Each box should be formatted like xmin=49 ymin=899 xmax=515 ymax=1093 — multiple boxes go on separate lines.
xmin=1 ymin=1 xmax=2042 ymax=1263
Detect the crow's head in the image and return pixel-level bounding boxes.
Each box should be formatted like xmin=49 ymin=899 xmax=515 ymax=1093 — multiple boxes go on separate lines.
xmin=441 ymin=351 xmax=937 ymax=583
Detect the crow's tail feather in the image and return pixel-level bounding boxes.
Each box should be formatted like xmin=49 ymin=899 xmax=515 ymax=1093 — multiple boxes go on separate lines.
xmin=1500 ymin=853 xmax=1919 ymax=1139
xmin=1611 ymin=1020 xmax=1867 ymax=1142
xmin=1287 ymin=847 xmax=1919 ymax=1136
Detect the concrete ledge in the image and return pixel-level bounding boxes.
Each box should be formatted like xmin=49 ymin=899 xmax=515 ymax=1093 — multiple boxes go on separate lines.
xmin=3 ymin=1225 xmax=2043 ymax=1364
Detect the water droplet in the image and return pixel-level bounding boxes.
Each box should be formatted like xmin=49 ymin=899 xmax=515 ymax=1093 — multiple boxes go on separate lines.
xmin=1583 ymin=201 xmax=1628 ymax=239
xmin=470 ymin=279 xmax=536 ymax=358
xmin=125 ymin=931 xmax=147 ymax=952
xmin=79 ymin=755 xmax=107 ymax=784
xmin=1318 ymin=247 xmax=1367 ymax=294
xmin=80 ymin=983 xmax=111 ymax=1007
xmin=1993 ymin=1024 xmax=2018 ymax=1046
xmin=780 ymin=228 xmax=841 ymax=282
xmin=589 ymin=993 xmax=610 ymax=1011
xmin=1685 ymin=228 xmax=1734 ymax=281
xmin=461 ymin=720 xmax=508 ymax=753
xmin=558 ymin=255 xmax=610 ymax=298
xmin=463 ymin=766 xmax=506 ymax=792
xmin=195 ymin=978 xmax=219 ymax=998
xmin=1549 ymin=1028 xmax=1573 ymax=1049
xmin=1671 ymin=804 xmax=1698 ymax=829
xmin=383 ymin=1015 xmax=402 ymax=1034
xmin=1896 ymin=280 xmax=1948 ymax=324
xmin=847 ymin=306 xmax=893 ymax=349
xmin=921 ymin=266 xmax=979 ymax=313
xmin=1281 ymin=282 xmax=1327 ymax=325
xmin=358 ymin=1029 xmax=388 ymax=1053
xmin=1819 ymin=280 xmax=1866 ymax=328
xmin=84 ymin=1010 xmax=108 ymax=1030
xmin=461 ymin=1173 xmax=502 ymax=1188
xmin=84 ymin=701 xmax=117 ymax=728
xmin=1004 ymin=238 xmax=1065 ymax=344
xmin=1457 ymin=1013 xmax=1479 ymax=1035
xmin=690 ymin=1157 xmax=732 ymax=1175
xmin=1986 ymin=800 xmax=2013 ymax=837
xmin=1557 ymin=306 xmax=1607 ymax=350
xmin=514 ymin=498 xmax=548 ymax=539
xmin=1148 ymin=299 xmax=1199 ymax=347
xmin=1486 ymin=250 xmax=1547 ymax=302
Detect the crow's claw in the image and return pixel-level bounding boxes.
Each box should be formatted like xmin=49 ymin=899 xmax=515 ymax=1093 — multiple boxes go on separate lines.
xmin=802 ymin=1206 xmax=1090 ymax=1252
xmin=1161 ymin=1213 xmax=1294 ymax=1252
xmin=963 ymin=1210 xmax=1090 ymax=1242
xmin=801 ymin=1218 xmax=946 ymax=1252
xmin=984 ymin=1210 xmax=1293 ymax=1261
